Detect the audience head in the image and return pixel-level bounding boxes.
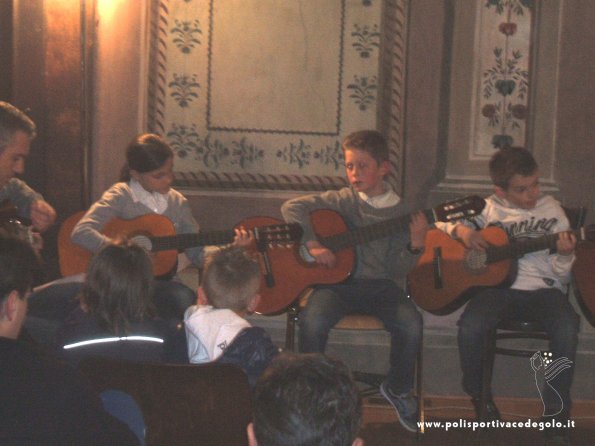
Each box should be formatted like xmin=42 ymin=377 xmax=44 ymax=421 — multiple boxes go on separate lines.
xmin=0 ymin=102 xmax=37 ymax=188
xmin=0 ymin=231 xmax=42 ymax=339
xmin=120 ymin=133 xmax=174 ymax=195
xmin=249 ymin=353 xmax=363 ymax=446
xmin=342 ymin=130 xmax=389 ymax=165
xmin=0 ymin=101 xmax=36 ymax=153
xmin=200 ymin=246 xmax=260 ymax=314
xmin=81 ymin=240 xmax=155 ymax=335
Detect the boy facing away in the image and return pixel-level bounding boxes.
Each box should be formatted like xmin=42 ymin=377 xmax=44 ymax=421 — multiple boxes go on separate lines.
xmin=435 ymin=147 xmax=579 ymax=442
xmin=184 ymin=246 xmax=279 ymax=387
xmin=281 ymin=130 xmax=429 ymax=432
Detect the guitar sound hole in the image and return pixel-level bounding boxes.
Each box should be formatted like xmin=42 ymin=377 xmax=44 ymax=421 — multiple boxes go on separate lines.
xmin=464 ymin=249 xmax=488 ymax=274
xmin=131 ymin=235 xmax=153 ymax=252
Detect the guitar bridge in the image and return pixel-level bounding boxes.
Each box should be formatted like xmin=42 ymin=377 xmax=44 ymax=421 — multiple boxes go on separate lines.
xmin=433 ymin=247 xmax=443 ymax=289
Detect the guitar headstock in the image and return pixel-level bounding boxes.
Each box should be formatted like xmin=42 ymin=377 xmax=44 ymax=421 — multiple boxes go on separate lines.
xmin=433 ymin=195 xmax=486 ymax=223
xmin=256 ymin=223 xmax=303 ymax=246
xmin=579 ymin=224 xmax=595 ymax=243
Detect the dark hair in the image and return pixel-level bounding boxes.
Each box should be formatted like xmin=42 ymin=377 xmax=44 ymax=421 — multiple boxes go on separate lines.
xmin=120 ymin=133 xmax=174 ymax=181
xmin=253 ymin=353 xmax=362 ymax=446
xmin=0 ymin=101 xmax=37 ymax=153
xmin=489 ymin=146 xmax=538 ymax=190
xmin=81 ymin=240 xmax=155 ymax=335
xmin=202 ymin=246 xmax=260 ymax=311
xmin=0 ymin=231 xmax=42 ymax=303
xmin=342 ymin=129 xmax=389 ymax=164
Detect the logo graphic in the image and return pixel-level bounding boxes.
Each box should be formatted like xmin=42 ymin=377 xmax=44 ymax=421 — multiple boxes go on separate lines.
xmin=530 ymin=351 xmax=573 ymax=416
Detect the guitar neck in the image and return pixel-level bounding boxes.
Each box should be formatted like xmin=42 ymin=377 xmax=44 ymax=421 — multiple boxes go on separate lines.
xmin=322 ymin=208 xmax=436 ymax=252
xmin=150 ymin=230 xmax=235 ymax=252
xmin=486 ymin=228 xmax=581 ymax=264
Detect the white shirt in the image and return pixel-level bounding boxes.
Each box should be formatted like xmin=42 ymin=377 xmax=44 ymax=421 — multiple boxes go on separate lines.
xmin=129 ymin=179 xmax=169 ymax=214
xmin=358 ymin=183 xmax=401 ymax=209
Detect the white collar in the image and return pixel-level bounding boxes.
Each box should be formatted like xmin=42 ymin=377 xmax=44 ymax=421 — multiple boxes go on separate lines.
xmin=358 ymin=183 xmax=400 ymax=208
xmin=129 ymin=179 xmax=169 ymax=214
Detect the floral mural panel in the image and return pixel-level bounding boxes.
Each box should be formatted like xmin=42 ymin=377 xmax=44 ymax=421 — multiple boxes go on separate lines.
xmin=472 ymin=0 xmax=532 ymax=158
xmin=148 ymin=0 xmax=403 ymax=192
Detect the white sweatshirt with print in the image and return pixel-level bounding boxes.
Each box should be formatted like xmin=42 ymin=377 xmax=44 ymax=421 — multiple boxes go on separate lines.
xmin=435 ymin=194 xmax=575 ymax=292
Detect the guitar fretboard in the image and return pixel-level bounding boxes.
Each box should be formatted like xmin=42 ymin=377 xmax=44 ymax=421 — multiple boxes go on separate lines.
xmin=486 ymin=228 xmax=582 ymax=264
xmin=322 ymin=208 xmax=436 ymax=252
xmin=149 ymin=230 xmax=235 ymax=252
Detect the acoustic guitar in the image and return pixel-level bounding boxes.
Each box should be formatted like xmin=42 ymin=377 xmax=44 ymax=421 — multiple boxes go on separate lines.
xmin=254 ymin=195 xmax=486 ymax=314
xmin=572 ymin=239 xmax=595 ymax=327
xmin=409 ymin=224 xmax=595 ymax=315
xmin=58 ymin=212 xmax=303 ymax=280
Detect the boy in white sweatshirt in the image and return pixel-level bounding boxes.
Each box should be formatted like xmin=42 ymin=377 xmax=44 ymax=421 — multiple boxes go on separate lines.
xmin=436 ymin=147 xmax=579 ymax=442
xmin=184 ymin=246 xmax=278 ymax=386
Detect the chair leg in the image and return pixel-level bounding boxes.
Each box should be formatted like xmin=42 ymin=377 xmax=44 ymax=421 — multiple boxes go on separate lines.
xmin=479 ymin=328 xmax=497 ymax=421
xmin=416 ymin=329 xmax=424 ymax=435
xmin=285 ymin=304 xmax=299 ymax=352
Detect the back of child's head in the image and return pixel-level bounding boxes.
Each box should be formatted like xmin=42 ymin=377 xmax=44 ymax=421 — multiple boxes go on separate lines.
xmin=120 ymin=133 xmax=173 ymax=181
xmin=342 ymin=129 xmax=389 ymax=165
xmin=202 ymin=246 xmax=260 ymax=312
xmin=252 ymin=353 xmax=362 ymax=446
xmin=82 ymin=240 xmax=155 ymax=334
xmin=489 ymin=146 xmax=538 ymax=190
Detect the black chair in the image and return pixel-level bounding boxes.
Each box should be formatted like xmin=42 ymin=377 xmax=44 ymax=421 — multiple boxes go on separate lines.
xmin=285 ymin=287 xmax=425 ymax=433
xmin=478 ymin=206 xmax=587 ymax=420
xmin=79 ymin=357 xmax=252 ymax=446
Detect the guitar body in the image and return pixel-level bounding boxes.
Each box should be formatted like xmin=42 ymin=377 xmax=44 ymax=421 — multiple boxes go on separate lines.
xmin=573 ymin=241 xmax=595 ymax=327
xmin=410 ymin=227 xmax=513 ymax=314
xmin=59 ymin=212 xmax=305 ymax=314
xmin=59 ymin=212 xmax=180 ymax=277
xmin=58 ymin=195 xmax=484 ymax=315
xmin=255 ymin=209 xmax=354 ymax=315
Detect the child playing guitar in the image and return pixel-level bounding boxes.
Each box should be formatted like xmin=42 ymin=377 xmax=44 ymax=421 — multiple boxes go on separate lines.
xmin=27 ymin=134 xmax=250 ymax=346
xmin=434 ymin=146 xmax=579 ymax=443
xmin=69 ymin=133 xmax=251 ymax=319
xmin=281 ymin=129 xmax=429 ymax=432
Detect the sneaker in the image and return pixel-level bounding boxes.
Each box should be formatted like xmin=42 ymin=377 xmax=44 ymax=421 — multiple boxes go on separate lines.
xmin=379 ymin=381 xmax=418 ymax=433
xmin=471 ymin=397 xmax=501 ymax=422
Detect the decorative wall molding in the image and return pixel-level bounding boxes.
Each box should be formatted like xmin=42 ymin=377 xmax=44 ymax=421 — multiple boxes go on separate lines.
xmin=433 ymin=0 xmax=563 ymax=200
xmin=148 ymin=0 xmax=408 ymax=193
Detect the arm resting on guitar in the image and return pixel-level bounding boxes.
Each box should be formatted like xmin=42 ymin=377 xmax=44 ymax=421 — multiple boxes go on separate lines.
xmin=281 ymin=189 xmax=350 ymax=243
xmin=71 ymin=189 xmax=124 ymax=253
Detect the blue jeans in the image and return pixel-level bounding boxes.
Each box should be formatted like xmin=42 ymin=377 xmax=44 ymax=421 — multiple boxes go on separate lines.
xmin=298 ymin=278 xmax=422 ymax=394
xmin=458 ymin=287 xmax=579 ymax=413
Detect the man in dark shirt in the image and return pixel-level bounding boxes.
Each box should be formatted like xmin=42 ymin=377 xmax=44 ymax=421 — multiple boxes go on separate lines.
xmin=0 ymin=232 xmax=139 ymax=445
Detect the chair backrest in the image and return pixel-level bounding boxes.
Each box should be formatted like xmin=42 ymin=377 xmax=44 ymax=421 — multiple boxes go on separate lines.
xmin=79 ymin=358 xmax=252 ymax=446
xmin=562 ymin=206 xmax=587 ymax=230
xmin=562 ymin=206 xmax=595 ymax=327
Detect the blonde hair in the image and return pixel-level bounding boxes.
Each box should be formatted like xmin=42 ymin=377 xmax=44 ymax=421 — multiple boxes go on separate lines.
xmin=202 ymin=246 xmax=260 ymax=311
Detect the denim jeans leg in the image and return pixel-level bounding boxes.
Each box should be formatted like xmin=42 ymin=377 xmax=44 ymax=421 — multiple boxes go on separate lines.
xmin=457 ymin=288 xmax=512 ymax=397
xmin=380 ymin=295 xmax=422 ymax=394
xmin=298 ymin=287 xmax=350 ymax=353
xmin=528 ymin=289 xmax=579 ymax=414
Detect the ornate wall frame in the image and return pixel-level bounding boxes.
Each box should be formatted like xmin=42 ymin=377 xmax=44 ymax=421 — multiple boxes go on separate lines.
xmin=147 ymin=0 xmax=409 ymax=194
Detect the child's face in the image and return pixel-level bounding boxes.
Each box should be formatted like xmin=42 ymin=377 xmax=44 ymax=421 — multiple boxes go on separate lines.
xmin=131 ymin=157 xmax=174 ymax=195
xmin=496 ymin=171 xmax=541 ymax=210
xmin=344 ymin=149 xmax=389 ymax=197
